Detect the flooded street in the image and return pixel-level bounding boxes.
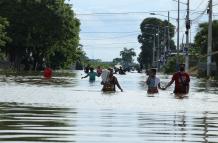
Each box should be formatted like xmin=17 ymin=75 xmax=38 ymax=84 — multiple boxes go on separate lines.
xmin=0 ymin=71 xmax=218 ymax=143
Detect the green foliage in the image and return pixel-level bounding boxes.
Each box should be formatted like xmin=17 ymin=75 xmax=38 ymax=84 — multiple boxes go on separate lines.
xmin=86 ymin=59 xmax=112 ymax=69
xmin=112 ymin=58 xmax=122 ymax=64
xmin=194 ymin=20 xmax=218 ymax=73
xmin=194 ymin=23 xmax=208 ymax=56
xmin=112 ymin=48 xmax=136 ymax=68
xmin=120 ymin=47 xmax=136 ymax=66
xmin=163 ymin=55 xmax=184 ymax=74
xmin=0 ymin=16 xmax=11 ymax=59
xmin=138 ymin=17 xmax=175 ymax=68
xmin=0 ymin=0 xmax=80 ymax=70
xmin=189 ymin=43 xmax=200 ymax=57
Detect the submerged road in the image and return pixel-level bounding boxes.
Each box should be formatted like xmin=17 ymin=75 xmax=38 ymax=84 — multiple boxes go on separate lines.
xmin=0 ymin=71 xmax=218 ymax=143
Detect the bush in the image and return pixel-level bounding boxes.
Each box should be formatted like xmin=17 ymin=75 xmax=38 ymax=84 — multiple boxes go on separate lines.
xmin=163 ymin=55 xmax=184 ymax=74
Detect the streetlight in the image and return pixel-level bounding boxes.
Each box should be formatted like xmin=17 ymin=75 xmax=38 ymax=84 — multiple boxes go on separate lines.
xmin=207 ymin=0 xmax=213 ymax=76
xmin=151 ymin=34 xmax=156 ymax=67
xmin=176 ymin=0 xmax=180 ymax=71
xmin=143 ymin=25 xmax=160 ymax=69
xmin=156 ymin=30 xmax=160 ymax=70
xmin=144 ymin=23 xmax=173 ymax=69
xmin=172 ymin=0 xmax=189 ymax=71
xmin=172 ymin=0 xmax=186 ymax=5
xmin=141 ymin=31 xmax=157 ymax=68
xmin=150 ymin=12 xmax=176 ymax=20
xmin=149 ymin=12 xmax=171 ymax=66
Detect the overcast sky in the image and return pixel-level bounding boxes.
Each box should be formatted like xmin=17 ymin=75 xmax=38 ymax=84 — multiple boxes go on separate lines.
xmin=68 ymin=0 xmax=218 ymax=61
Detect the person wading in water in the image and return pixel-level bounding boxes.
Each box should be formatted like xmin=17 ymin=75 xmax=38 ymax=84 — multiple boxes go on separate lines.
xmin=146 ymin=68 xmax=163 ymax=94
xmin=82 ymin=67 xmax=99 ymax=82
xmin=101 ymin=68 xmax=123 ymax=92
xmin=163 ymin=64 xmax=190 ymax=95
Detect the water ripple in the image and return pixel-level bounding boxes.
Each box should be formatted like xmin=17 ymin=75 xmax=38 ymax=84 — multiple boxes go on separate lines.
xmin=0 ymin=103 xmax=218 ymax=143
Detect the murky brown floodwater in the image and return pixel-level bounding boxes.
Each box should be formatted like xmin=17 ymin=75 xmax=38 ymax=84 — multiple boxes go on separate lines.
xmin=0 ymin=71 xmax=218 ymax=143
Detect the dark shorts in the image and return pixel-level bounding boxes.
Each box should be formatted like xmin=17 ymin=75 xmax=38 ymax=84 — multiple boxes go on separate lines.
xmin=174 ymin=85 xmax=189 ymax=94
xmin=147 ymin=88 xmax=158 ymax=94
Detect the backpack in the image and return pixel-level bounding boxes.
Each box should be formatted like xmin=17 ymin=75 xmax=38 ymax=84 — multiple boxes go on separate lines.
xmin=175 ymin=72 xmax=189 ymax=94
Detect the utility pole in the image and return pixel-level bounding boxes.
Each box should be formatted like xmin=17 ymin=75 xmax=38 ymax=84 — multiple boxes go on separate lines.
xmin=185 ymin=0 xmax=190 ymax=72
xmin=207 ymin=0 xmax=212 ymax=77
xmin=163 ymin=25 xmax=167 ymax=65
xmin=176 ymin=0 xmax=180 ymax=71
xmin=152 ymin=35 xmax=156 ymax=67
xmin=167 ymin=11 xmax=170 ymax=56
xmin=157 ymin=27 xmax=160 ymax=70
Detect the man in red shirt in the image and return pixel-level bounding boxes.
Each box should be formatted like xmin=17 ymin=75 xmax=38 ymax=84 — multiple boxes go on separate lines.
xmin=43 ymin=67 xmax=52 ymax=79
xmin=164 ymin=64 xmax=190 ymax=94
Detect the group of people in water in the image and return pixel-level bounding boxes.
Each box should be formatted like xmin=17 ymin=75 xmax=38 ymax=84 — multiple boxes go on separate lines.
xmin=82 ymin=66 xmax=123 ymax=92
xmin=81 ymin=63 xmax=190 ymax=95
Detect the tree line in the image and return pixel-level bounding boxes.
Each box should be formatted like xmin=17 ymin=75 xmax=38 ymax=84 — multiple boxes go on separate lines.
xmin=137 ymin=17 xmax=218 ymax=75
xmin=194 ymin=20 xmax=218 ymax=74
xmin=0 ymin=0 xmax=83 ymax=71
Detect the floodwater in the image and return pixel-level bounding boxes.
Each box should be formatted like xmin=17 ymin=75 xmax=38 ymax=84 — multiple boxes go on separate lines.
xmin=0 ymin=71 xmax=218 ymax=143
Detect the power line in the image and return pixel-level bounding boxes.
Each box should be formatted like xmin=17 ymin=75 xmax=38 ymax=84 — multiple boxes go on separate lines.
xmin=78 ymin=18 xmax=186 ymax=22
xmin=179 ymin=5 xmax=189 ymax=32
xmin=76 ymin=10 xmax=208 ymax=16
xmin=82 ymin=41 xmax=139 ymax=46
xmin=81 ymin=33 xmax=138 ymax=40
xmin=77 ymin=11 xmax=210 ymax=23
xmin=79 ymin=19 xmax=143 ymax=22
xmin=191 ymin=0 xmax=206 ymax=13
xmin=76 ymin=9 xmax=189 ymax=16
xmin=77 ymin=11 xmax=216 ymax=19
xmin=81 ymin=31 xmax=139 ymax=34
xmin=82 ymin=43 xmax=140 ymax=48
xmin=190 ymin=1 xmax=218 ymax=24
xmin=76 ymin=11 xmax=193 ymax=22
xmin=191 ymin=4 xmax=208 ymax=24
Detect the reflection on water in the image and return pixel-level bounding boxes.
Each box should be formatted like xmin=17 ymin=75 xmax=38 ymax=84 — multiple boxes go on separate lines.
xmin=196 ymin=79 xmax=218 ymax=94
xmin=0 ymin=103 xmax=218 ymax=143
xmin=0 ymin=71 xmax=78 ymax=87
xmin=0 ymin=71 xmax=218 ymax=142
xmin=0 ymin=103 xmax=75 ymax=142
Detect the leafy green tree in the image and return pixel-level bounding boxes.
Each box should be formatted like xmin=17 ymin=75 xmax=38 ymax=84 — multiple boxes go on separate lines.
xmin=120 ymin=47 xmax=136 ymax=67
xmin=0 ymin=17 xmax=10 ymax=47
xmin=86 ymin=59 xmax=112 ymax=69
xmin=138 ymin=17 xmax=175 ymax=68
xmin=0 ymin=0 xmax=80 ymax=70
xmin=112 ymin=58 xmax=122 ymax=65
xmin=0 ymin=17 xmax=10 ymax=60
xmin=194 ymin=20 xmax=218 ymax=73
xmin=75 ymin=45 xmax=89 ymax=70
